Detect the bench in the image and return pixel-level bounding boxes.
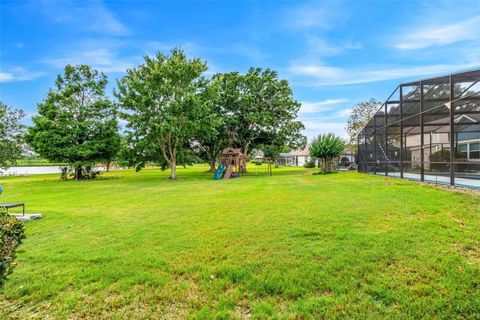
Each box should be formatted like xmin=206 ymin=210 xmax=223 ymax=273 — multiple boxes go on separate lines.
xmin=0 ymin=203 xmax=25 ymax=216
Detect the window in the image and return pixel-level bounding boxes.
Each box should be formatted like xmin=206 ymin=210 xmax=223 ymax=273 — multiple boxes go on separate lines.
xmin=415 ymin=135 xmax=421 ymax=145
xmin=458 ymin=144 xmax=468 ymax=158
xmin=470 ymin=143 xmax=480 ymax=160
xmin=458 ymin=142 xmax=480 ymax=160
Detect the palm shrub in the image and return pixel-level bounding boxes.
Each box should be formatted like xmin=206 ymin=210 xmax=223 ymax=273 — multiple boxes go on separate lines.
xmin=309 ymin=134 xmax=345 ymax=173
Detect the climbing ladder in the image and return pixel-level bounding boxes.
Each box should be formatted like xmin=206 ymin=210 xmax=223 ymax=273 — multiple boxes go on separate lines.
xmin=223 ymin=165 xmax=233 ymax=179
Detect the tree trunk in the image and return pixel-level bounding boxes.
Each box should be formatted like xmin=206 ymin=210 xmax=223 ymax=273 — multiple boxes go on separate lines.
xmin=170 ymin=165 xmax=177 ymax=180
xmin=75 ymin=167 xmax=82 ymax=180
xmin=106 ymin=162 xmax=111 ymax=172
xmin=169 ymin=154 xmax=177 ymax=180
xmin=209 ymin=158 xmax=216 ymax=173
xmin=61 ymin=167 xmax=68 ymax=180
xmin=240 ymin=144 xmax=249 ymax=173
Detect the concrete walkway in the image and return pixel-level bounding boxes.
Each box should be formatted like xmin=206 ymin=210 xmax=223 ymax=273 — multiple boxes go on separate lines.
xmin=373 ymin=172 xmax=480 ymax=189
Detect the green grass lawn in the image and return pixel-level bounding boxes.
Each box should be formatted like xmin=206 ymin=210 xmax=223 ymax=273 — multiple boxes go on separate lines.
xmin=0 ymin=165 xmax=479 ymax=319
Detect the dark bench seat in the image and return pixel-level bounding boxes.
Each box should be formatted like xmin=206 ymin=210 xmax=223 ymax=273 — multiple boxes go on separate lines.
xmin=0 ymin=203 xmax=25 ymax=216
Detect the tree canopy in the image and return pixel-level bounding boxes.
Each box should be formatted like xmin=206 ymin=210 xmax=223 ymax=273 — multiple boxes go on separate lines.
xmin=310 ymin=133 xmax=345 ymax=173
xmin=346 ymin=98 xmax=381 ymax=146
xmin=192 ymin=75 xmax=229 ymax=172
xmin=219 ymin=68 xmax=305 ymax=169
xmin=116 ymin=48 xmax=208 ymax=180
xmin=10 ymin=49 xmax=307 ymax=179
xmin=26 ymin=65 xmax=120 ymax=180
xmin=0 ymin=102 xmax=25 ymax=169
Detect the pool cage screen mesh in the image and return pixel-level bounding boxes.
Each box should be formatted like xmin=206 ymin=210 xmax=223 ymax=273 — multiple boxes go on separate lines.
xmin=357 ymin=69 xmax=480 ymax=189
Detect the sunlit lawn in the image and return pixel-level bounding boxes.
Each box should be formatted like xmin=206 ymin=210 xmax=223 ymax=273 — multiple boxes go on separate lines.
xmin=0 ymin=165 xmax=479 ymax=319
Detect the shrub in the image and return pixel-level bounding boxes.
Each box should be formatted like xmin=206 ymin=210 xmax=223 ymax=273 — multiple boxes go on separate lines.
xmin=0 ymin=212 xmax=25 ymax=288
xmin=303 ymin=159 xmax=316 ymax=168
xmin=59 ymin=165 xmax=101 ymax=181
xmin=429 ymin=149 xmax=466 ymax=172
xmin=309 ymin=134 xmax=345 ymax=173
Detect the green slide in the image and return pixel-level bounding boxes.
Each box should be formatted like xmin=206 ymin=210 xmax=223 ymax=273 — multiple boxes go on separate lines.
xmin=213 ymin=163 xmax=225 ymax=180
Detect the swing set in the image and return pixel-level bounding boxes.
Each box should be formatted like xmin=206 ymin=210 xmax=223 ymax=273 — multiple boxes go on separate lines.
xmin=213 ymin=148 xmax=273 ymax=180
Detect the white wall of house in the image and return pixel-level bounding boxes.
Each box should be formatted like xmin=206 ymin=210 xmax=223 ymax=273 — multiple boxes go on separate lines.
xmin=278 ymin=155 xmax=310 ymax=166
xmin=296 ymin=156 xmax=310 ymax=166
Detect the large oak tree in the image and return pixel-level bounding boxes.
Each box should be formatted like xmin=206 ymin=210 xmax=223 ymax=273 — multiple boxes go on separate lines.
xmin=116 ymin=49 xmax=208 ymax=180
xmin=192 ymin=75 xmax=229 ymax=172
xmin=219 ymin=68 xmax=305 ymax=170
xmin=26 ymin=65 xmax=120 ymax=180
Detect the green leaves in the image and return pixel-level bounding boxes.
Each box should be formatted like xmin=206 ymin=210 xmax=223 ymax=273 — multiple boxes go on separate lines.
xmin=219 ymin=68 xmax=306 ymax=156
xmin=22 ymin=49 xmax=305 ymax=180
xmin=0 ymin=102 xmax=25 ymax=169
xmin=192 ymin=67 xmax=306 ymax=170
xmin=310 ymin=133 xmax=345 ymax=159
xmin=116 ymin=48 xmax=208 ymax=179
xmin=26 ymin=65 xmax=120 ymax=180
xmin=310 ymin=133 xmax=345 ymax=173
xmin=0 ymin=212 xmax=25 ymax=288
xmin=346 ymin=98 xmax=381 ymax=146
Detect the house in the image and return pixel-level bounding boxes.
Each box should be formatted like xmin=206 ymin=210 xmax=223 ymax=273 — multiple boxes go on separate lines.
xmin=278 ymin=146 xmax=311 ymax=166
xmin=279 ymin=145 xmax=358 ymax=168
xmin=405 ymin=114 xmax=480 ymax=169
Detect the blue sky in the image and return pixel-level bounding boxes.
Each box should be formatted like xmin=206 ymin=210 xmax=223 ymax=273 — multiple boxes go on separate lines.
xmin=1 ymin=0 xmax=479 ymax=139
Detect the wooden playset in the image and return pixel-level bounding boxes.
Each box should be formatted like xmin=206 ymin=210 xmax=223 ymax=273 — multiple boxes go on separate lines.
xmin=213 ymin=148 xmax=247 ymax=180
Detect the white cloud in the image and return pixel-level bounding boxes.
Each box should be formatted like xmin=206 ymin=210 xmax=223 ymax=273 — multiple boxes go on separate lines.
xmin=0 ymin=68 xmax=44 ymax=82
xmin=394 ymin=16 xmax=480 ymax=50
xmin=41 ymin=39 xmax=236 ymax=76
xmin=288 ymin=62 xmax=480 ymax=86
xmin=299 ymin=101 xmax=353 ymax=140
xmin=334 ymin=108 xmax=352 ymax=118
xmin=42 ymin=39 xmax=245 ymax=76
xmin=300 ymin=98 xmax=350 ymax=113
xmin=90 ymin=2 xmax=130 ymax=36
xmin=284 ymin=2 xmax=346 ymax=30
xmin=306 ymin=36 xmax=361 ymax=56
xmin=290 ymin=64 xmax=346 ymax=81
xmin=44 ymin=48 xmax=138 ymax=73
xmin=37 ymin=0 xmax=130 ymax=36
xmin=0 ymin=73 xmax=14 ymax=82
xmin=302 ymin=120 xmax=347 ymax=140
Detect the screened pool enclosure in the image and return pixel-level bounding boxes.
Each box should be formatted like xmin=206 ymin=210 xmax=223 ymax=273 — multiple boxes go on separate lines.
xmin=357 ymin=69 xmax=480 ymax=189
